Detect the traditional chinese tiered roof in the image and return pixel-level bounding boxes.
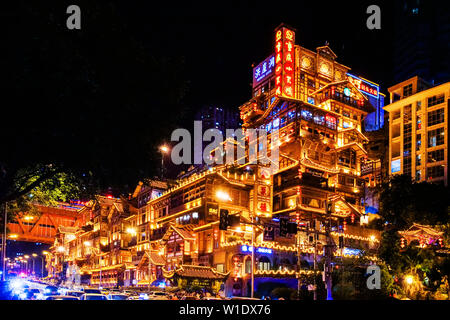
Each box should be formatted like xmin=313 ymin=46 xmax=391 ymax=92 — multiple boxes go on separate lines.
xmin=161 ymin=224 xmax=195 ymax=244
xmin=137 ymin=251 xmax=166 ymax=267
xmin=399 ymin=223 xmax=444 ymax=244
xmin=162 ymin=265 xmax=229 ymax=280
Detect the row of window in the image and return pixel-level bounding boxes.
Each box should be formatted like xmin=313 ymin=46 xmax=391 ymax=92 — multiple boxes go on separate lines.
xmin=299 ymin=108 xmax=337 ymax=130
xmin=428 ymin=108 xmax=445 ymax=126
xmin=428 ymin=94 xmax=445 ymax=107
xmin=428 ymin=127 xmax=445 ymax=147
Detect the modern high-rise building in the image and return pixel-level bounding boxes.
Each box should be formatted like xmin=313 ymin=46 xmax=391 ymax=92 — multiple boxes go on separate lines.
xmin=347 ymin=74 xmax=385 ymax=131
xmin=195 ymin=106 xmax=241 ymax=134
xmin=393 ymin=0 xmax=450 ymax=85
xmin=385 ymin=76 xmax=450 ymax=185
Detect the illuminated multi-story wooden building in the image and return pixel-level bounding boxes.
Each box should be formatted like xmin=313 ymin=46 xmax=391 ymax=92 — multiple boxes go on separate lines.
xmin=46 ymin=180 xmax=168 ymax=288
xmin=47 ymin=25 xmax=382 ymax=297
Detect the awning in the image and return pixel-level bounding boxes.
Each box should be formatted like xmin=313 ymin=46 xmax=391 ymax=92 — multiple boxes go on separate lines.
xmin=335 ymin=142 xmax=368 ymax=155
xmin=300 ymin=157 xmax=340 ymax=174
xmin=89 ymin=264 xmax=125 ymax=273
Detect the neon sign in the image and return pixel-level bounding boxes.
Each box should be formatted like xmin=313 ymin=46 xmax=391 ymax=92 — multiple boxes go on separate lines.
xmin=253 ymin=55 xmax=275 ymax=88
xmin=347 ymin=73 xmax=379 ymax=98
xmin=241 ymin=245 xmax=273 ymax=254
xmin=342 ymin=247 xmax=361 ymax=256
xmin=275 ymin=27 xmax=295 ymax=98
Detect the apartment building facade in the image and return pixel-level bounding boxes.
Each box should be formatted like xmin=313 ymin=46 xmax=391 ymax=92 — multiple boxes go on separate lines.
xmin=385 ymin=76 xmax=450 ymax=185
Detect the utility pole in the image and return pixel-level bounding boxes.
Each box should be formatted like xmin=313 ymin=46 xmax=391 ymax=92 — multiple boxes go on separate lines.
xmin=296 ymin=222 xmax=302 ymax=299
xmin=99 ymin=213 xmax=102 ymax=290
xmin=146 ymin=252 xmax=151 ymax=294
xmin=2 ymin=202 xmax=7 ymax=281
xmin=313 ymin=219 xmax=317 ymax=300
xmin=324 ymin=200 xmax=334 ymax=300
xmin=251 ymin=213 xmax=255 ymax=298
xmin=40 ymin=256 xmax=44 ymax=278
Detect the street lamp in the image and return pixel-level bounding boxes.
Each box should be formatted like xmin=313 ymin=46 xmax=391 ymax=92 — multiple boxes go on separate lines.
xmin=29 ymin=254 xmax=37 ymax=276
xmin=159 ymin=145 xmax=170 ymax=179
xmin=42 ymin=250 xmax=53 ymax=276
xmin=33 ymin=253 xmax=45 ymax=278
xmin=24 ymin=255 xmax=30 ymax=275
xmin=2 ymin=202 xmax=7 ymax=281
xmin=405 ymin=275 xmax=414 ymax=285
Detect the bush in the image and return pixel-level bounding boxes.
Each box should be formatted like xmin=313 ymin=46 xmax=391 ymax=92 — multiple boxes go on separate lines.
xmin=271 ymin=287 xmax=297 ymax=300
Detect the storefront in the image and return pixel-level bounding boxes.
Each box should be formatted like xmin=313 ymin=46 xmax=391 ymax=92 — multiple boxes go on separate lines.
xmin=162 ymin=265 xmax=229 ymax=294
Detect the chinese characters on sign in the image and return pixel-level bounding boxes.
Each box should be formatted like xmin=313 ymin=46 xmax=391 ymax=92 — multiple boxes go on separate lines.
xmin=254 ymin=168 xmax=272 ymax=215
xmin=347 ymin=74 xmax=379 ymax=98
xmin=275 ymin=27 xmax=296 ymax=98
xmin=252 ymin=54 xmax=275 ymax=88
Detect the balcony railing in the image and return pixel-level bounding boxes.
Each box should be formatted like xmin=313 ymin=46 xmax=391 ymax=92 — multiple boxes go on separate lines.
xmin=317 ymin=91 xmax=372 ymax=111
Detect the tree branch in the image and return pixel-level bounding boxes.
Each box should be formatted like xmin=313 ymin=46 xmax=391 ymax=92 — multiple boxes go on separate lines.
xmin=0 ymin=168 xmax=60 ymax=204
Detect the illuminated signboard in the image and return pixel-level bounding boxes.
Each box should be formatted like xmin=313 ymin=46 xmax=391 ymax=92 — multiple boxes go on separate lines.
xmin=275 ymin=27 xmax=295 ymax=98
xmin=391 ymin=159 xmax=401 ymax=173
xmin=252 ymin=54 xmax=275 ymax=88
xmin=342 ymin=247 xmax=361 ymax=256
xmin=347 ymin=73 xmax=379 ymax=98
xmin=241 ymin=245 xmax=273 ymax=254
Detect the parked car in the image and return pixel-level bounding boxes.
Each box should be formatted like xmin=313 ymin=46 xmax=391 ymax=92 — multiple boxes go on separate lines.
xmin=66 ymin=290 xmax=85 ymax=298
xmin=83 ymin=288 xmax=102 ymax=294
xmin=46 ymin=295 xmax=80 ymax=300
xmin=126 ymin=295 xmax=140 ymax=300
xmin=203 ymin=297 xmax=223 ymax=300
xmin=25 ymin=288 xmax=42 ymax=300
xmin=107 ymin=293 xmax=129 ymax=300
xmin=181 ymin=296 xmax=199 ymax=300
xmin=149 ymin=291 xmax=169 ymax=300
xmin=80 ymin=293 xmax=109 ymax=300
xmin=44 ymin=285 xmax=59 ymax=296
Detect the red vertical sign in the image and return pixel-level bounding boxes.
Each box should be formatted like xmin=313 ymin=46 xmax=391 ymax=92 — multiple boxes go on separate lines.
xmin=275 ymin=27 xmax=295 ymax=98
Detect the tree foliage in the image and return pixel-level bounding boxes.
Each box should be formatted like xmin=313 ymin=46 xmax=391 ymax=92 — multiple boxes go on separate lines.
xmin=378 ymin=175 xmax=449 ymax=229
xmin=376 ymin=175 xmax=450 ymax=299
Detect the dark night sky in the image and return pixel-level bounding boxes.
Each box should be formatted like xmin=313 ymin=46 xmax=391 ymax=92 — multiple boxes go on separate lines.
xmin=1 ymin=0 xmax=427 ymax=192
xmin=115 ymin=0 xmax=395 ymax=112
